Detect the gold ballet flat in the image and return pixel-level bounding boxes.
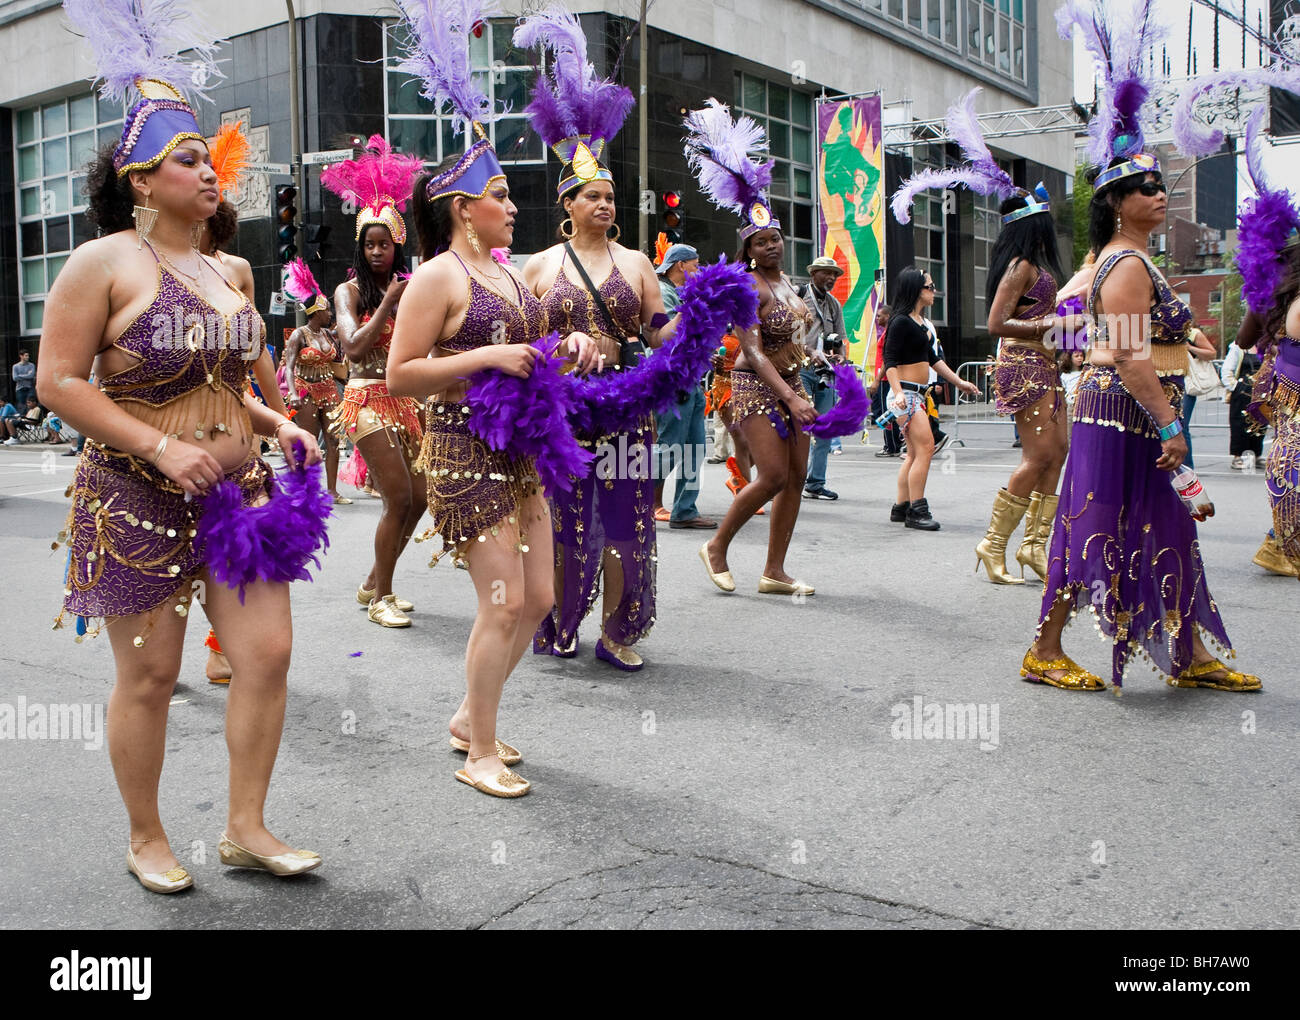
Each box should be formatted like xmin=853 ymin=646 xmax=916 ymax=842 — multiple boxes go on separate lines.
xmin=218 ymin=833 xmax=322 ymax=876
xmin=455 ymin=766 xmax=531 ymax=798
xmin=357 ymin=585 xmax=413 ymax=612
xmin=367 ymin=594 xmax=412 ymax=628
xmin=448 ymin=735 xmax=522 ymax=766
xmin=699 ymin=543 xmax=735 ymax=592
xmin=1020 ymin=649 xmax=1105 ymax=691
xmin=1168 ymin=659 xmax=1262 ymax=692
xmin=126 ymin=846 xmax=193 ymax=895
xmin=757 ymin=576 xmax=815 ymax=596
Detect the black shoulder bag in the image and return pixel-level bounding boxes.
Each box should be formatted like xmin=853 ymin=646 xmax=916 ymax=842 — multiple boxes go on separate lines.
xmin=564 ymin=242 xmax=648 ymax=369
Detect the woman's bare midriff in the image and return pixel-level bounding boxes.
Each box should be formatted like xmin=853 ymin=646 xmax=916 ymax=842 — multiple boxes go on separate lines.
xmin=891 ymin=362 xmax=931 ymax=385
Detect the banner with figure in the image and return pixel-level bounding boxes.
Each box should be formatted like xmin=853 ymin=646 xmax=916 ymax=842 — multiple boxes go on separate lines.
xmin=816 ymin=95 xmax=885 ymax=374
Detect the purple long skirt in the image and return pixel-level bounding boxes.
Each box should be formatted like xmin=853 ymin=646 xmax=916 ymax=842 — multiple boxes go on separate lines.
xmin=533 ymin=419 xmax=657 ymax=652
xmin=1038 ymin=366 xmax=1233 ymax=687
xmin=1262 ymin=339 xmax=1300 ymax=569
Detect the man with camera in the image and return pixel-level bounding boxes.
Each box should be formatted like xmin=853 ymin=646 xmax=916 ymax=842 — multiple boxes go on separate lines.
xmin=799 ymin=256 xmax=849 ymax=500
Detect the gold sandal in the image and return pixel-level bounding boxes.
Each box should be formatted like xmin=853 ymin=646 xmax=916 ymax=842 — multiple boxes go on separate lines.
xmin=455 ymin=759 xmax=531 ymax=798
xmin=1020 ymin=649 xmax=1106 ymax=691
xmin=1168 ymin=659 xmax=1262 ymax=692
xmin=448 ymin=735 xmax=522 ymax=766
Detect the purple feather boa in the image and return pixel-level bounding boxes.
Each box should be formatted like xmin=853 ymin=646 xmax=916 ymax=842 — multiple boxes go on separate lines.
xmin=1239 ymin=107 xmax=1300 ymax=321
xmin=194 ymin=442 xmax=332 ymax=602
xmin=463 ymin=332 xmax=595 ymax=498
xmin=567 ymin=258 xmax=760 ymax=436
xmin=805 ymin=363 xmax=869 ymax=439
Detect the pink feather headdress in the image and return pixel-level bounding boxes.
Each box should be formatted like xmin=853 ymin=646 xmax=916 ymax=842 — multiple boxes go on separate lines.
xmin=284 ymin=258 xmax=329 ymax=316
xmin=320 ymin=135 xmax=423 ymax=245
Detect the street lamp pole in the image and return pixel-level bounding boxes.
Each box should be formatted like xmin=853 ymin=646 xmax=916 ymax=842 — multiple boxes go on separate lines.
xmin=638 ymin=1 xmax=648 ymax=255
xmin=286 ymin=0 xmax=305 ymax=327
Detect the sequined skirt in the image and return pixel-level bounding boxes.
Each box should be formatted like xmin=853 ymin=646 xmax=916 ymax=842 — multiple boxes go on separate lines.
xmin=57 ymin=442 xmax=270 ymax=633
xmin=1262 ymin=350 xmax=1300 ymax=570
xmin=329 ymin=380 xmax=423 ymax=457
xmin=993 ymin=342 xmax=1062 ymax=417
xmin=295 ymin=374 xmax=341 ymax=411
xmin=730 ymin=369 xmax=809 ymax=437
xmin=1038 ymin=366 xmax=1231 ymax=686
xmin=414 ymin=400 xmax=540 ymax=558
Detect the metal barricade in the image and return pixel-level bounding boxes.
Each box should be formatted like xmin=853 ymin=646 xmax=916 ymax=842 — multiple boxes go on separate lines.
xmin=949 ymin=360 xmax=1005 ymax=447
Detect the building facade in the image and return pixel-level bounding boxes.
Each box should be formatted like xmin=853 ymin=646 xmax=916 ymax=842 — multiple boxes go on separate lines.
xmin=1 ymin=0 xmax=1074 ymax=390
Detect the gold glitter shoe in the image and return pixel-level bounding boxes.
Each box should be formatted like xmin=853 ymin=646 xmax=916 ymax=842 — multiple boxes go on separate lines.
xmin=1015 ymin=491 xmax=1057 ymax=583
xmin=455 ymin=759 xmax=531 ymax=798
xmin=367 ymin=594 xmax=412 ymax=628
xmin=1251 ymin=535 xmax=1299 ymax=577
xmin=1168 ymin=660 xmax=1262 ymax=692
xmin=757 ymin=576 xmax=815 ymax=596
xmin=126 ymin=844 xmax=193 ymax=895
xmin=357 ymin=585 xmax=413 ymax=612
xmin=218 ymin=833 xmax=322 ymax=876
xmin=448 ymin=735 xmax=522 ymax=766
xmin=1020 ymin=649 xmax=1106 ymax=691
xmin=699 ymin=543 xmax=735 ymax=592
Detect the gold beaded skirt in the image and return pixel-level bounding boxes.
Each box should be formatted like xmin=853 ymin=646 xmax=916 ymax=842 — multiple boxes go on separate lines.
xmin=729 ymin=369 xmax=810 ymax=437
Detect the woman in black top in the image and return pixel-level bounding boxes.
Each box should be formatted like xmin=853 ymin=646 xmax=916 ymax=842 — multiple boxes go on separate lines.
xmin=884 ymin=267 xmax=978 ymax=529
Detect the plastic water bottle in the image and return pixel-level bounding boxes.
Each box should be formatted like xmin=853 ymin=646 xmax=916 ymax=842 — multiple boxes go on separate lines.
xmin=1171 ymin=464 xmax=1214 ymax=521
xmin=874 ymin=407 xmax=899 ymax=429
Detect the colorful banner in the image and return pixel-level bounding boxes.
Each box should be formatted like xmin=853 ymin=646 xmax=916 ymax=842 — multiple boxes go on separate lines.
xmin=817 ymin=95 xmax=886 ymax=375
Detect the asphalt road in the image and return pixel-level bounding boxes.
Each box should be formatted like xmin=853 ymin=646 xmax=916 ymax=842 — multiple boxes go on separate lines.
xmin=1 ymin=420 xmax=1294 ymax=930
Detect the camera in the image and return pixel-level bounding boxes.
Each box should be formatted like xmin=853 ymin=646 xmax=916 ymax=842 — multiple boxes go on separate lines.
xmin=814 ymin=333 xmax=842 ymax=388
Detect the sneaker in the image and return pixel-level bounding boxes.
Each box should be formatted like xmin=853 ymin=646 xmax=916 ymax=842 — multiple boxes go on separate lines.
xmin=3 ymin=438 xmax=18 ymax=446
xmin=889 ymin=501 xmax=910 ymax=522
xmin=874 ymin=449 xmax=898 ymax=458
xmin=1011 ymin=439 xmax=1022 ymax=449
xmin=831 ymin=448 xmax=844 ymax=456
xmin=933 ymin=431 xmax=951 ymax=455
xmin=904 ymin=497 xmax=941 ymax=531
xmin=803 ymin=486 xmax=839 ymax=500
xmin=1230 ymin=456 xmax=1244 ymax=470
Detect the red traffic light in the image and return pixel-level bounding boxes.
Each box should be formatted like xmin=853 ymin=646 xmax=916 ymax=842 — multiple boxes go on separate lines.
xmin=662 ymin=191 xmax=681 ymax=209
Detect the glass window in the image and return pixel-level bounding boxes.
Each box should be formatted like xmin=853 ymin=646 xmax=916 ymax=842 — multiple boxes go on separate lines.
xmin=1013 ymin=24 xmax=1025 ymax=81
xmin=997 ymin=14 xmax=1011 ymax=73
xmin=968 ymin=1 xmax=982 ymax=58
xmin=793 ymin=168 xmax=811 ymax=200
xmin=25 ymin=302 xmax=44 ymax=330
xmin=769 ymin=122 xmax=790 ymax=159
xmin=384 ymin=19 xmax=542 ymax=165
xmin=42 ymin=101 xmax=67 ymax=137
xmin=47 ymin=217 xmax=71 ymax=252
xmin=769 ymin=161 xmax=790 ymax=197
xmin=69 ymin=131 xmax=96 ymax=172
xmin=927 ymin=0 xmax=942 ymax=38
xmin=945 ymin=0 xmax=958 ymax=47
xmin=791 ymin=91 xmax=812 ymax=128
xmin=768 ymin=83 xmax=789 ymax=122
xmin=17 ymin=108 xmax=39 ymax=145
xmin=733 ymin=71 xmax=743 ymax=108
xmin=743 ymin=74 xmax=765 ymax=113
xmin=792 ymin=128 xmax=812 ymax=165
xmin=908 ymin=0 xmax=923 ymax=29
xmin=22 ymin=260 xmax=44 ymax=294
xmin=47 ymin=255 xmax=69 ymax=286
xmin=69 ymin=94 xmax=96 ymax=132
xmin=19 ymin=146 xmax=39 ymax=182
xmin=888 ymin=0 xmax=904 ymax=21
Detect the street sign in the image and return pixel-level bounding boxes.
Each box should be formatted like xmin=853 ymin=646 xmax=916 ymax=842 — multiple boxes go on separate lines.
xmin=302 ymin=149 xmax=354 ymax=166
xmin=244 ymin=161 xmax=292 ymax=175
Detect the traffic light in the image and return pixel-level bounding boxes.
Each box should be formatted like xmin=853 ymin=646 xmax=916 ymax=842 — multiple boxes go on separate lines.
xmin=274 ymin=184 xmax=298 ymax=262
xmin=304 ymin=224 xmax=332 ymax=263
xmin=661 ymin=190 xmax=684 ymax=243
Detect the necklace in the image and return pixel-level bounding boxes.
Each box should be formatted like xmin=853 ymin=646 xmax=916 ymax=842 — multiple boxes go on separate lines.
xmin=467 ymin=258 xmax=521 ymax=309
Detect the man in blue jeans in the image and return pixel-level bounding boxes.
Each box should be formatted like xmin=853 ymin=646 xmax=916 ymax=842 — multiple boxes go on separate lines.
xmin=653 ymin=245 xmax=717 ymax=529
xmin=799 ymin=257 xmax=848 ymax=500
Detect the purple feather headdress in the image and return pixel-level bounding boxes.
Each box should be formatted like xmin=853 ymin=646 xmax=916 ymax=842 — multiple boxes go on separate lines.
xmin=62 ymin=0 xmax=224 ymax=107
xmin=392 ymin=0 xmax=499 ymax=134
xmin=683 ymin=99 xmax=779 ymax=240
xmin=1057 ymin=0 xmax=1166 ymax=166
xmin=891 ymin=88 xmax=1020 ymax=225
xmin=1237 ymin=106 xmax=1300 ymax=323
xmin=514 ymin=4 xmax=634 ymax=198
xmin=1173 ymin=64 xmax=1300 ymax=159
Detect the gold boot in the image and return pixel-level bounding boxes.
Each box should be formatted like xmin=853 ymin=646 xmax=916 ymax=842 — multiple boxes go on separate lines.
xmin=1016 ymin=491 xmax=1058 ymax=583
xmin=1251 ymin=535 xmax=1299 ymax=577
xmin=974 ymin=488 xmax=1031 ymax=584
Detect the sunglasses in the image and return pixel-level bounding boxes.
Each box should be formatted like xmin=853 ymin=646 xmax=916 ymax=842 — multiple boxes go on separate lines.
xmin=1136 ymin=181 xmax=1167 ymax=197
xmin=922 ymin=283 xmax=936 ymax=291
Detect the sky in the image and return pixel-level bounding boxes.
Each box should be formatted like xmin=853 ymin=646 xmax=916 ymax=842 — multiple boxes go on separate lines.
xmin=1068 ymin=0 xmax=1295 ymax=201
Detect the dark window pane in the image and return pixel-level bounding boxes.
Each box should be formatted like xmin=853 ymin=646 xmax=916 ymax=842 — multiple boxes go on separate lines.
xmin=794 ymin=202 xmax=812 ymax=239
xmin=69 ymin=93 xmax=95 ymax=132
xmin=495 ymin=117 xmax=541 ymax=163
xmin=792 ymin=128 xmax=812 ymax=165
xmin=769 ymin=122 xmax=789 ymax=159
xmin=42 ymin=101 xmax=66 ymax=136
xmin=22 ymin=221 xmax=43 ymax=257
xmin=733 ymin=71 xmax=744 ymax=107
xmin=968 ymin=2 xmax=982 ymax=57
xmin=793 ymin=168 xmax=812 ymax=199
xmin=768 ymin=83 xmax=789 ymax=122
xmin=491 ymin=19 xmax=514 ymax=63
xmin=387 ymin=71 xmax=426 ymax=115
xmin=889 ymin=0 xmax=903 ymax=21
xmin=497 ymin=69 xmax=530 ymax=112
xmin=927 ymin=0 xmax=942 ymax=36
xmin=47 ymin=217 xmax=71 ymax=253
xmin=743 ymin=74 xmax=765 ymax=113
xmin=388 ymin=119 xmax=440 ymax=163
xmin=17 ymin=107 xmax=38 ymax=144
xmin=908 ymin=0 xmax=922 ymax=29
xmin=929 ymin=231 xmax=943 ymax=259
xmin=73 ymin=212 xmax=94 ymax=246
xmin=791 ymin=91 xmax=812 ymax=128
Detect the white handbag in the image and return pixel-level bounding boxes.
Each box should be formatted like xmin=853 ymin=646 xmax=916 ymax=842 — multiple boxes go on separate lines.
xmin=1184 ymin=349 xmax=1220 ymax=397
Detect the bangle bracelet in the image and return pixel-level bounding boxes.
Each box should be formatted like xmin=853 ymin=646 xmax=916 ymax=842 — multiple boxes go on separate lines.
xmin=273 ymin=419 xmax=292 ymax=438
xmin=1158 ymin=418 xmax=1183 ymax=441
xmin=151 ymin=435 xmax=168 ymax=465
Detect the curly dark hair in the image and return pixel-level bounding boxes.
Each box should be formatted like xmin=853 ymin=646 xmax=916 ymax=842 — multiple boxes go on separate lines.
xmin=410 ymin=153 xmax=466 ymax=263
xmin=1086 ymin=159 xmax=1162 ymax=252
xmin=84 ymin=141 xmax=139 ymax=235
xmin=207 ymin=199 xmax=239 ymax=251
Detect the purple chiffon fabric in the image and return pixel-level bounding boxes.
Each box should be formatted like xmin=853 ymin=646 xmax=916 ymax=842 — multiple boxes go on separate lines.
xmin=1264 ymin=339 xmax=1300 ymax=569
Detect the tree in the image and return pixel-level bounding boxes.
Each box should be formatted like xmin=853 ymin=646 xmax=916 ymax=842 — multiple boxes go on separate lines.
xmin=1208 ymin=248 xmax=1245 ymax=354
xmin=1072 ymin=160 xmax=1090 ymax=269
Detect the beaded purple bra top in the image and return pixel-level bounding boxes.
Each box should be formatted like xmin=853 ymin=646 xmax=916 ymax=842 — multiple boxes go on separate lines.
xmin=439 ymin=255 xmax=547 ymax=353
xmin=1019 ymin=266 xmax=1058 ymax=320
xmin=101 ymin=253 xmax=263 ymax=408
xmin=541 ymin=256 xmax=642 ymax=340
xmin=1090 ymin=249 xmax=1193 ymax=346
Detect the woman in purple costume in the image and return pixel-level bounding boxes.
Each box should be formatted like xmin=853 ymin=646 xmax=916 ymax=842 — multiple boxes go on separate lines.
xmin=39 ymin=63 xmax=324 ymax=888
xmin=1255 ymin=261 xmax=1300 ymax=576
xmin=978 ymin=191 xmax=1081 ymax=584
xmin=515 ymin=8 xmax=673 ymax=672
xmin=1022 ymin=156 xmax=1261 ymax=693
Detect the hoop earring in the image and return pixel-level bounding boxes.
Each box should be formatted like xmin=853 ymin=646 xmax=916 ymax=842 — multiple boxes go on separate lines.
xmin=133 ymin=197 xmax=157 ymax=250
xmin=560 ymin=218 xmax=575 ymax=240
xmin=464 ymin=220 xmax=481 ymax=255
xmin=607 ymin=223 xmax=621 ymax=244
